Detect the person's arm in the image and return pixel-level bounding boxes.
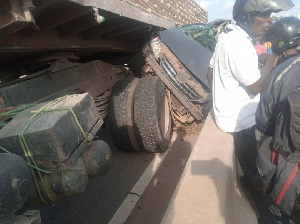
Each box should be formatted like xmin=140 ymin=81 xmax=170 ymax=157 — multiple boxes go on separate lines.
xmin=246 ymin=54 xmax=275 ymax=95
xmin=255 ymin=92 xmax=273 ymax=149
xmin=206 ymin=66 xmax=213 ymax=89
xmin=228 ymin=39 xmax=273 ymax=96
xmin=255 ymin=70 xmax=280 ymax=147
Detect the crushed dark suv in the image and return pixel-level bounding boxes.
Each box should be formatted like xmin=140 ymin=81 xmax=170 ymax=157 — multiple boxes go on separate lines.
xmin=108 ymin=22 xmax=230 ymax=153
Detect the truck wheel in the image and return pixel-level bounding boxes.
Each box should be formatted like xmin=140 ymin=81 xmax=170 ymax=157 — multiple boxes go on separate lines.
xmin=134 ymin=76 xmax=172 ymax=153
xmin=108 ymin=77 xmax=141 ymax=152
xmin=0 ymin=153 xmax=32 ymax=219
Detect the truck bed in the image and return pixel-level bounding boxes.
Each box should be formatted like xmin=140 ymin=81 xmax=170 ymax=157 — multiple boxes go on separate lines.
xmin=0 ymin=0 xmax=207 ymax=84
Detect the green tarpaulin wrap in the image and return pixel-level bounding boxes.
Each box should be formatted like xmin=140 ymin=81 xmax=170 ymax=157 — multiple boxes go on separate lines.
xmin=180 ymin=23 xmax=216 ymax=52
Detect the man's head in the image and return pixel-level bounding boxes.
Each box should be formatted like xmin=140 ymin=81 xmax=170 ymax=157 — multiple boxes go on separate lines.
xmin=233 ymin=0 xmax=294 ymax=36
xmin=263 ymin=17 xmax=300 ymax=55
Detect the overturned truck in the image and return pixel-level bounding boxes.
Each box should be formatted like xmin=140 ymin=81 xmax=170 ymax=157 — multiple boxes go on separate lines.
xmin=0 ymin=0 xmax=211 ymax=221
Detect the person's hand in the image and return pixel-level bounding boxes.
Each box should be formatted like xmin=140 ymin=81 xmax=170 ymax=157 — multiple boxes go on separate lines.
xmin=248 ymin=53 xmax=275 ymax=95
xmin=258 ymin=53 xmax=275 ymax=66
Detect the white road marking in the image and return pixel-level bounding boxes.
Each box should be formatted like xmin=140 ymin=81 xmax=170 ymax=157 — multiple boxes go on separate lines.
xmin=108 ymin=133 xmax=178 ymax=224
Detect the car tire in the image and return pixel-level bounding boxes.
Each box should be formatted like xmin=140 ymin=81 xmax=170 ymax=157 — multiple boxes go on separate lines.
xmin=108 ymin=77 xmax=141 ymax=152
xmin=134 ymin=76 xmax=172 ymax=153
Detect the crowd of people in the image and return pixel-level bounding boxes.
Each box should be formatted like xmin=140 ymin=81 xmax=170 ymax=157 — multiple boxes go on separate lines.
xmin=206 ymin=0 xmax=300 ymax=223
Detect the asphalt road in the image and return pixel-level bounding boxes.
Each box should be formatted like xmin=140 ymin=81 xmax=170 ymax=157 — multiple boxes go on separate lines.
xmin=19 ymin=122 xmax=199 ymax=224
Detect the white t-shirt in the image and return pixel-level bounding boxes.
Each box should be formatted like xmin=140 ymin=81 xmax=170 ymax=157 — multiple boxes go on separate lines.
xmin=211 ymin=24 xmax=261 ymax=133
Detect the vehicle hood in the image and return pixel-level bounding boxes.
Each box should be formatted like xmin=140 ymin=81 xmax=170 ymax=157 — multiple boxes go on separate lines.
xmin=159 ymin=26 xmax=213 ymax=88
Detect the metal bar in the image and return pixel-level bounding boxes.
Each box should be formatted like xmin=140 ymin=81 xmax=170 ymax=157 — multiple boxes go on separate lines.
xmin=146 ymin=55 xmax=204 ymax=120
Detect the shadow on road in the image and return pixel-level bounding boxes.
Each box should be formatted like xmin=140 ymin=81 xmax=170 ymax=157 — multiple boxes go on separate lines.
xmin=161 ymin=113 xmax=257 ymax=224
xmin=125 ymin=131 xmax=195 ymax=224
xmin=191 ymin=156 xmax=257 ymax=224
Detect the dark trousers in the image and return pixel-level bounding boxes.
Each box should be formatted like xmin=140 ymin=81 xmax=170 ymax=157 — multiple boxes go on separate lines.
xmin=231 ymin=125 xmax=258 ymax=183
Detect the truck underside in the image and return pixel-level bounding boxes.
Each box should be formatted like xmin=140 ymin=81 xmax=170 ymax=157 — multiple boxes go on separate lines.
xmin=0 ymin=0 xmax=175 ymax=84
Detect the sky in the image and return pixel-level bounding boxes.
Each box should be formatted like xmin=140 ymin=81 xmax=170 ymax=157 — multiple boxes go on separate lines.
xmin=196 ymin=0 xmax=300 ymax=23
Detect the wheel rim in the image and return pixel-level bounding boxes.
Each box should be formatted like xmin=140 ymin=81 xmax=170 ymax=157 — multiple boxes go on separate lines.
xmin=160 ymin=93 xmax=170 ymax=136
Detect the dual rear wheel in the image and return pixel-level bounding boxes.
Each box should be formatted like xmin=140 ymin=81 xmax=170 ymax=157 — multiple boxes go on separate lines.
xmin=108 ymin=76 xmax=172 ymax=153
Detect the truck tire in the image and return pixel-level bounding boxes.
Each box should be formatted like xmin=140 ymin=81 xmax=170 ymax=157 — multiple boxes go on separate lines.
xmin=0 ymin=153 xmax=32 ymax=219
xmin=134 ymin=76 xmax=172 ymax=153
xmin=108 ymin=77 xmax=141 ymax=152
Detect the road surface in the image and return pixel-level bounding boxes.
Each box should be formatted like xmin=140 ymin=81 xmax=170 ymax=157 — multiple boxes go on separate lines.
xmin=19 ymin=122 xmax=200 ymax=224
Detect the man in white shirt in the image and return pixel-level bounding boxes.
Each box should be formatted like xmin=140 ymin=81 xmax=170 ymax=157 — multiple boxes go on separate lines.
xmin=207 ymin=0 xmax=294 ymax=223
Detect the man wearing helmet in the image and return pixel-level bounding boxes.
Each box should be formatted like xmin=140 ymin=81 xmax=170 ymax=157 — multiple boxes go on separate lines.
xmin=256 ymin=16 xmax=300 ymax=167
xmin=256 ymin=16 xmax=300 ymax=131
xmin=255 ymin=16 xmax=300 ymax=224
xmin=209 ymin=0 xmax=294 ymax=223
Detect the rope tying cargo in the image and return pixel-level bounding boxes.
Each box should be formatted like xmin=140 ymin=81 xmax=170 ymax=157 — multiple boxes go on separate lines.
xmin=0 ymin=96 xmax=90 ymax=203
xmin=0 ymin=104 xmax=36 ymax=129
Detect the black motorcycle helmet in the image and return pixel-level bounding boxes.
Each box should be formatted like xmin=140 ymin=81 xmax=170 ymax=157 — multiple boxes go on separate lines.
xmin=233 ymin=0 xmax=294 ymax=30
xmin=263 ymin=17 xmax=300 ymax=55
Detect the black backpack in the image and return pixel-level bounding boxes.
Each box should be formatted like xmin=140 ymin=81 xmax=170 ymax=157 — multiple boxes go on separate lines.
xmin=256 ymin=88 xmax=300 ymax=223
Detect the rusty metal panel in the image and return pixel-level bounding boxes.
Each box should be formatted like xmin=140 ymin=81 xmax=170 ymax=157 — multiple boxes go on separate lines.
xmin=0 ymin=60 xmax=124 ymax=107
xmin=0 ymin=0 xmax=38 ymax=35
xmin=0 ymin=0 xmax=28 ymax=34
xmin=0 ymin=0 xmax=207 ymax=83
